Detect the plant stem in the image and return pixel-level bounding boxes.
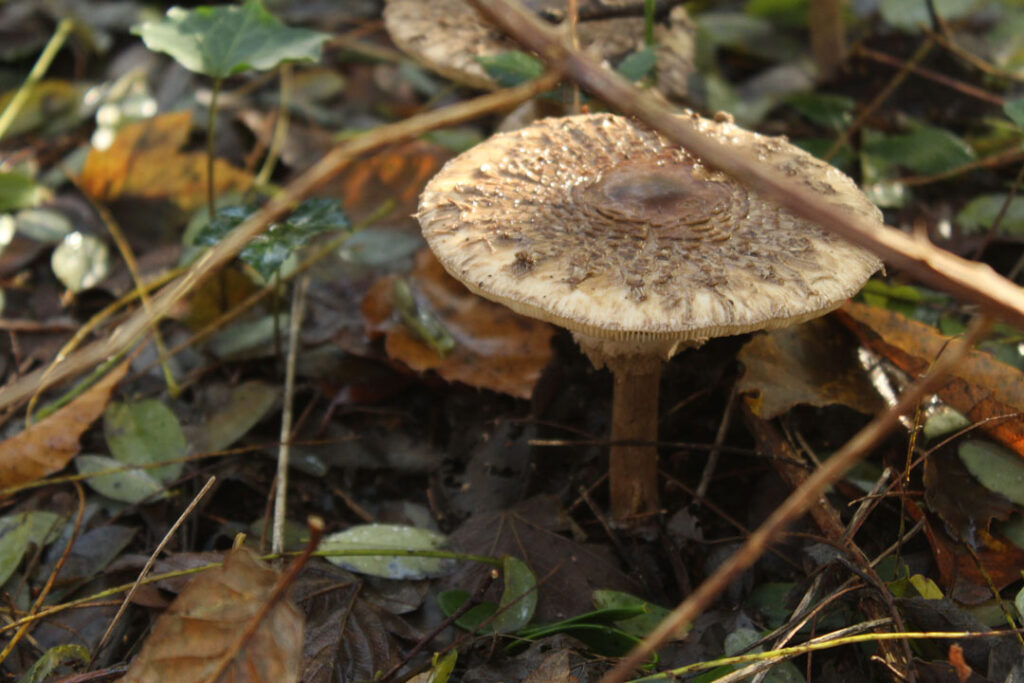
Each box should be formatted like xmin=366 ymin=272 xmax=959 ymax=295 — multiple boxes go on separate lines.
xmin=0 ymin=17 xmax=74 ymax=141
xmin=206 ymin=78 xmax=223 ymax=219
xmin=609 ymin=362 xmax=661 ymax=525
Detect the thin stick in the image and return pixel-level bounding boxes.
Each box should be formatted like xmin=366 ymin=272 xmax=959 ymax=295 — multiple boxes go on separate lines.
xmin=0 ymin=18 xmax=74 ymax=140
xmin=0 ymin=70 xmax=562 ymax=411
xmin=272 ymin=276 xmax=308 ymax=556
xmin=93 ymin=476 xmax=217 ymax=660
xmin=601 ymin=316 xmax=991 ymax=682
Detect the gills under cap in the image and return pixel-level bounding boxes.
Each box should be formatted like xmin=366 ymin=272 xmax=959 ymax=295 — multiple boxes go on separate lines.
xmin=417 ymin=113 xmax=882 ymax=361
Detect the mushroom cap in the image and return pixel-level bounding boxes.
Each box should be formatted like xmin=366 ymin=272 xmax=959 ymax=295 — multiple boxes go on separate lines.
xmin=383 ymin=0 xmax=694 ymax=95
xmin=417 ymin=113 xmax=882 ymax=361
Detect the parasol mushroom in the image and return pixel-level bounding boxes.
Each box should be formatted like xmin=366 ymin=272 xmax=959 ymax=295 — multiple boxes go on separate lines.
xmin=417 ymin=112 xmax=882 ymax=526
xmin=383 ymin=0 xmax=695 ymax=99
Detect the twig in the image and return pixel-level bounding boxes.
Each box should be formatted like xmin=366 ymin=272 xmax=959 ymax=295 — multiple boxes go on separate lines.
xmin=695 ymin=383 xmax=737 ymax=500
xmin=93 ymin=476 xmax=217 ymax=660
xmin=854 ymin=44 xmax=1005 ymax=106
xmin=601 ymin=316 xmax=990 ymax=681
xmin=0 ymin=482 xmax=86 ymax=665
xmin=273 ymin=276 xmax=308 ymax=556
xmin=0 ymin=70 xmax=562 ymax=412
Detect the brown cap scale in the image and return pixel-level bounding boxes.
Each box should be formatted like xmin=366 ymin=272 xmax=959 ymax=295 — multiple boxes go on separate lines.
xmin=417 ymin=112 xmax=882 ymax=525
xmin=383 ymin=0 xmax=695 ymax=97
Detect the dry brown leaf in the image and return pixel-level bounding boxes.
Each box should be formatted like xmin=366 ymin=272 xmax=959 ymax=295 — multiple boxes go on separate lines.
xmin=123 ymin=547 xmax=304 ymax=683
xmin=362 ymin=249 xmax=555 ymax=399
xmin=737 ymin=317 xmax=884 ymax=418
xmin=837 ymin=302 xmax=1024 ymax=457
xmin=0 ymin=360 xmax=128 ymax=488
xmin=79 ymin=111 xmax=251 ymax=212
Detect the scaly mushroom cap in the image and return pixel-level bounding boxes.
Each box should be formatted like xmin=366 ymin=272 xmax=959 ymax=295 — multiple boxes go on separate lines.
xmin=383 ymin=0 xmax=695 ymax=96
xmin=417 ymin=113 xmax=882 ymax=363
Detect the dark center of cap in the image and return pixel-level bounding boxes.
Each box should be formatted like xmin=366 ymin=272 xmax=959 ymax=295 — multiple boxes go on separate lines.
xmin=577 ymin=159 xmax=733 ymax=228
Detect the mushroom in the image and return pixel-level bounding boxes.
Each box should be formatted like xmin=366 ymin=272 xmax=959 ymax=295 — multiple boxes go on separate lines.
xmin=417 ymin=112 xmax=882 ymax=526
xmin=383 ymin=0 xmax=695 ymax=99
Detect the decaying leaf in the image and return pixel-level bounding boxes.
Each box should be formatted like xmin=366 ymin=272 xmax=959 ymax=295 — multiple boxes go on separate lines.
xmin=123 ymin=547 xmax=304 ymax=683
xmin=0 ymin=360 xmax=128 ymax=489
xmin=362 ymin=250 xmax=555 ymax=399
xmin=738 ymin=317 xmax=884 ymax=418
xmin=78 ymin=111 xmax=251 ymax=213
xmin=923 ymin=447 xmax=1014 ymax=545
xmin=837 ymin=302 xmax=1024 ymax=457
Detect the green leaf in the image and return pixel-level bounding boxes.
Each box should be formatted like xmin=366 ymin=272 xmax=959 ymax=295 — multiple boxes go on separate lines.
xmin=958 ymin=439 xmax=1024 ymax=506
xmin=320 ymin=524 xmax=454 ymax=579
xmin=196 ymin=198 xmax=350 ymax=281
xmin=957 ymin=194 xmax=1024 ymax=235
xmin=0 ymin=511 xmax=61 ymax=587
xmin=0 ymin=170 xmax=49 ymax=212
xmin=75 ymin=454 xmax=167 ymax=504
xmin=477 ymin=51 xmax=544 ymax=88
xmin=1005 ymin=97 xmax=1024 ymax=130
xmin=104 ymin=399 xmax=188 ymax=483
xmin=592 ymin=589 xmax=675 ymax=638
xmin=616 ymin=47 xmax=657 ymax=82
xmin=16 ymin=643 xmax=90 ymax=683
xmin=425 ymin=650 xmax=458 ymax=683
xmin=521 ymin=622 xmax=645 ymax=657
xmin=132 ymin=0 xmax=330 ymax=80
xmin=437 ymin=589 xmax=499 ymax=631
xmin=784 ymin=92 xmax=855 ymax=131
xmin=492 ymin=555 xmax=538 ymax=633
xmin=392 ymin=279 xmax=455 ymax=356
xmin=862 ymin=123 xmax=975 ymax=175
xmin=879 ymin=0 xmax=976 ymax=32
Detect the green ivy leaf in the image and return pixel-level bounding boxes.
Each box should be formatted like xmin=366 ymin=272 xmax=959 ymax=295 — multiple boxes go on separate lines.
xmin=477 ymin=51 xmax=544 ymax=88
xmin=132 ymin=0 xmax=330 ymax=80
xmin=196 ymin=198 xmax=350 ymax=281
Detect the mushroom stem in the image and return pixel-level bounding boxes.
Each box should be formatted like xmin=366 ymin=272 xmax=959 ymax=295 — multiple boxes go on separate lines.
xmin=609 ymin=361 xmax=662 ymax=525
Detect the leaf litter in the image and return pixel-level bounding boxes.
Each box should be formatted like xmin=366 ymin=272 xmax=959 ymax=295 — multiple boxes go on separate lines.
xmin=3 ymin=0 xmax=1024 ymax=681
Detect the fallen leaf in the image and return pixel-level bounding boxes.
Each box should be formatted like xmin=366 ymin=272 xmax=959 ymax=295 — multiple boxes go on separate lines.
xmin=362 ymin=250 xmax=555 ymax=399
xmin=104 ymin=398 xmax=187 ymax=483
xmin=320 ymin=524 xmax=453 ymax=579
xmin=123 ymin=547 xmax=304 ymax=683
xmin=957 ymin=439 xmax=1024 ymax=506
xmin=0 ymin=360 xmax=128 ymax=489
xmin=837 ymin=302 xmax=1024 ymax=457
xmin=738 ymin=317 xmax=885 ymax=418
xmin=294 ymin=561 xmax=415 ymax=683
xmin=78 ymin=111 xmax=251 ymax=213
xmin=190 ymin=381 xmax=280 ymax=454
xmin=923 ymin=446 xmax=1013 ymax=546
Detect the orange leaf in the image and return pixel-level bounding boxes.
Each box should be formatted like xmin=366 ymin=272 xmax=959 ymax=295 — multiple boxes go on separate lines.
xmin=123 ymin=547 xmax=303 ymax=683
xmin=0 ymin=360 xmax=128 ymax=489
xmin=362 ymin=250 xmax=555 ymax=399
xmin=837 ymin=301 xmax=1024 ymax=457
xmin=79 ymin=111 xmax=251 ymax=212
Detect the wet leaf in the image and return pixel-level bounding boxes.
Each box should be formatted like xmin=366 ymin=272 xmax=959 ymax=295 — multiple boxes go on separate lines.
xmin=17 ymin=643 xmax=90 ymax=683
xmin=437 ymin=589 xmax=499 ymax=631
xmin=79 ymin=111 xmax=251 ymax=213
xmin=362 ymin=250 xmax=555 ymax=399
xmin=132 ymin=0 xmax=329 ymax=80
xmin=195 ymin=198 xmax=350 ymax=281
xmin=493 ymin=555 xmax=537 ymax=633
xmin=0 ymin=360 xmax=128 ymax=489
xmin=957 ymin=439 xmax=1024 ymax=506
xmin=47 ymin=525 xmax=138 ymax=601
xmin=320 ymin=524 xmax=453 ymax=579
xmin=75 ymin=454 xmax=167 ymax=504
xmin=123 ymin=547 xmax=303 ymax=683
xmin=104 ymin=399 xmax=187 ymax=484
xmin=0 ymin=511 xmax=61 ymax=587
xmin=924 ymin=447 xmax=1013 ymax=547
xmin=837 ymin=302 xmax=1024 ymax=458
xmin=592 ymin=590 xmax=677 ymax=638
xmin=50 ymin=232 xmax=110 ymax=292
xmin=738 ymin=317 xmax=884 ymax=418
